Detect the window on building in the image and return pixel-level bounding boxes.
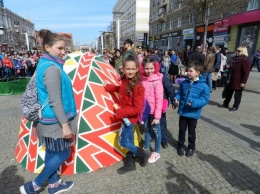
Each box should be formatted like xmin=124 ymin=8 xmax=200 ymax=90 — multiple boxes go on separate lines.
xmin=188 ymin=14 xmax=192 ymax=26
xmin=178 ymin=0 xmax=183 ymax=9
xmin=162 ymin=22 xmax=166 ymax=31
xmin=177 ymin=17 xmax=182 ymax=28
xmin=170 ymin=0 xmax=174 ymax=11
xmin=169 ymin=19 xmax=173 ymax=30
xmin=247 ymin=0 xmax=259 ymax=10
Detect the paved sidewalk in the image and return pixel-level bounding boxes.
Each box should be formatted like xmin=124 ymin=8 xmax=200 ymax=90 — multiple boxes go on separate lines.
xmin=0 ymin=69 xmax=259 ymax=194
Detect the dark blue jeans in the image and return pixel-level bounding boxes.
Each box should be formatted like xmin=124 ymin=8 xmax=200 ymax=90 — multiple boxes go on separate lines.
xmin=178 ymin=116 xmax=198 ymax=150
xmin=160 ymin=112 xmax=168 ymax=143
xmin=118 ymin=123 xmax=138 ymax=155
xmin=34 ymin=138 xmax=71 ymax=186
xmin=5 ymin=67 xmax=11 ymax=78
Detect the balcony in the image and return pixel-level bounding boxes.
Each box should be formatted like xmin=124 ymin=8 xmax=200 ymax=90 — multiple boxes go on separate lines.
xmin=158 ymin=13 xmax=167 ymax=22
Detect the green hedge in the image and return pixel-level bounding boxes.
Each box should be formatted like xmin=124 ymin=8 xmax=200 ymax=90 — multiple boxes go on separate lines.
xmin=0 ymin=77 xmax=30 ymax=95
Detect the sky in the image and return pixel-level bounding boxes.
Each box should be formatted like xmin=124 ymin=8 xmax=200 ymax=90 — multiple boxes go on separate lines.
xmin=5 ymin=0 xmax=118 ymax=46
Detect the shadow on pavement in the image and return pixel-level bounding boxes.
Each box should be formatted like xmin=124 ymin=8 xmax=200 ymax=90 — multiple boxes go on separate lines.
xmin=241 ymin=124 xmax=260 ymax=136
xmin=164 ymin=161 xmax=213 ymax=194
xmin=196 ymin=151 xmax=260 ymax=193
xmin=244 ymin=89 xmax=260 ymax=95
xmin=208 ymin=99 xmax=221 ymax=106
xmin=0 ymin=165 xmax=24 ymax=193
xmin=201 ymin=116 xmax=260 ymax=152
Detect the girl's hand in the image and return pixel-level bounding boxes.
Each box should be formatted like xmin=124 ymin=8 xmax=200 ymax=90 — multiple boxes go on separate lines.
xmin=113 ymin=103 xmax=120 ymax=110
xmin=61 ymin=123 xmax=73 ymax=139
xmin=174 ymin=98 xmax=179 ymax=106
xmin=151 ymin=119 xmax=159 ymax=125
xmin=240 ymin=83 xmax=245 ymax=88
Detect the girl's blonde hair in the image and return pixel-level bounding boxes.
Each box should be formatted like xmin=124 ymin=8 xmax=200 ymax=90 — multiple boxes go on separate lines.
xmin=236 ymin=46 xmax=248 ymax=57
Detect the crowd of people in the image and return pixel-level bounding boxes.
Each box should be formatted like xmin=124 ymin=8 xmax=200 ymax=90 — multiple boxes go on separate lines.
xmin=11 ymin=33 xmax=254 ymax=193
xmin=0 ymin=49 xmax=43 ymax=80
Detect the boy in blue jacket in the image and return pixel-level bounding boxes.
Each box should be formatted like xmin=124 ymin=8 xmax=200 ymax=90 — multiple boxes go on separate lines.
xmin=174 ymin=62 xmax=210 ymax=157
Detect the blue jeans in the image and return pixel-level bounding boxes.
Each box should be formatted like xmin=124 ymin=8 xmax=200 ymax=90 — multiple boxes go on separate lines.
xmin=118 ymin=123 xmax=138 ymax=155
xmin=160 ymin=112 xmax=168 ymax=143
xmin=5 ymin=67 xmax=11 ymax=78
xmin=34 ymin=138 xmax=71 ymax=186
xmin=145 ymin=115 xmax=161 ymax=153
xmin=202 ymin=72 xmax=212 ymax=91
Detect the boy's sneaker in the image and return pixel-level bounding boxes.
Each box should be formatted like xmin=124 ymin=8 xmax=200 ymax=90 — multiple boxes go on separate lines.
xmin=19 ymin=181 xmax=40 ymax=194
xmin=177 ymin=147 xmax=185 ymax=157
xmin=48 ymin=179 xmax=74 ymax=194
xmin=148 ymin=152 xmax=160 ymax=163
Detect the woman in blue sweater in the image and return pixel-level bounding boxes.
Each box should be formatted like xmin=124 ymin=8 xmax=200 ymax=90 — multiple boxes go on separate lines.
xmin=174 ymin=62 xmax=210 ymax=157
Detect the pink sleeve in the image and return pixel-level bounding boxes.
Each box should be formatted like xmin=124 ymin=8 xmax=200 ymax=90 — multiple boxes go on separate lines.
xmin=154 ymin=80 xmax=163 ymax=119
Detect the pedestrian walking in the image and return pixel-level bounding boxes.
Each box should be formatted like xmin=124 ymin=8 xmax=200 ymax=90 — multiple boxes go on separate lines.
xmin=218 ymin=46 xmax=251 ymax=111
xmin=19 ymin=29 xmax=77 ymax=194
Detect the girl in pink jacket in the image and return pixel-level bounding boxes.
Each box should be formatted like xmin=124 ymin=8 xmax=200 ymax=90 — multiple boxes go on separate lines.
xmin=141 ymin=57 xmax=163 ymax=163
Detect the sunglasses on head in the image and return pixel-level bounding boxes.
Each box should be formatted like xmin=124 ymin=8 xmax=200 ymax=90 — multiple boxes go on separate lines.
xmin=236 ymin=50 xmax=241 ymax=52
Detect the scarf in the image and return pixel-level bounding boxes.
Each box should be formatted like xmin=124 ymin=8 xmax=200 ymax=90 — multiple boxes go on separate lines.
xmin=41 ymin=52 xmax=65 ymax=66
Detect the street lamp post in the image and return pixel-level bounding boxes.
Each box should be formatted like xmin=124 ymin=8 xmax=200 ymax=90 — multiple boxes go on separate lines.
xmin=113 ymin=11 xmax=124 ymax=49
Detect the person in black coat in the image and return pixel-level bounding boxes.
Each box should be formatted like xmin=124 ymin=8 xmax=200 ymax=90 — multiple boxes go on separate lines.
xmin=188 ymin=46 xmax=205 ymax=66
xmin=160 ymin=74 xmax=176 ymax=148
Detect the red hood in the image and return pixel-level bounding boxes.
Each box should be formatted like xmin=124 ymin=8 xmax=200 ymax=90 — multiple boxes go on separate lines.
xmin=139 ymin=60 xmax=161 ymax=76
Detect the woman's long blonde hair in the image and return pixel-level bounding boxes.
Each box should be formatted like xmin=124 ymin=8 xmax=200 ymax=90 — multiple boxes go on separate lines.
xmin=236 ymin=46 xmax=248 ymax=57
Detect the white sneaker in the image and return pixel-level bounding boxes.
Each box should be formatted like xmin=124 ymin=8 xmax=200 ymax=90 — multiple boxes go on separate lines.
xmin=148 ymin=152 xmax=160 ymax=163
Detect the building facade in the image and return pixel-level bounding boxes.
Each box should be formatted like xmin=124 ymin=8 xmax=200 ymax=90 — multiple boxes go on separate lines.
xmin=149 ymin=0 xmax=260 ymax=56
xmin=0 ymin=6 xmax=35 ymax=52
xmin=113 ymin=0 xmax=150 ymax=48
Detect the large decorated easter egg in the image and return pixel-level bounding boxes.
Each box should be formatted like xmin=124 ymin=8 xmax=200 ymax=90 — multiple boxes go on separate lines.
xmin=15 ymin=52 xmax=141 ymax=175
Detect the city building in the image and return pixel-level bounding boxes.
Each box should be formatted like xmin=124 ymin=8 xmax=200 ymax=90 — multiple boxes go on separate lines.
xmin=149 ymin=0 xmax=260 ymax=56
xmin=0 ymin=0 xmax=3 ymax=7
xmin=113 ymin=0 xmax=150 ymax=49
xmin=0 ymin=6 xmax=35 ymax=52
xmin=98 ymin=31 xmax=114 ymax=51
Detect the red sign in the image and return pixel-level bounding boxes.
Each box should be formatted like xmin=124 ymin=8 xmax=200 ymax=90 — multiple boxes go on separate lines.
xmin=213 ymin=20 xmax=228 ymax=34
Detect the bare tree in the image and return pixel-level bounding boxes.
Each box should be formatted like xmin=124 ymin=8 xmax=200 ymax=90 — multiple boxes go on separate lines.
xmin=107 ymin=21 xmax=113 ymax=32
xmin=177 ymin=0 xmax=249 ymax=52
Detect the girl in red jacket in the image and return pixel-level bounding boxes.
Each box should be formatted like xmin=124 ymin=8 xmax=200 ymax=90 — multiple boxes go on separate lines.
xmin=104 ymin=55 xmax=149 ymax=174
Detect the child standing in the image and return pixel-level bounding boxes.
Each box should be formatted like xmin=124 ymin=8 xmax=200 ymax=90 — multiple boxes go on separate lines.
xmin=19 ymin=29 xmax=77 ymax=194
xmin=104 ymin=55 xmax=149 ymax=174
xmin=174 ymin=62 xmax=210 ymax=157
xmin=140 ymin=57 xmax=163 ymax=163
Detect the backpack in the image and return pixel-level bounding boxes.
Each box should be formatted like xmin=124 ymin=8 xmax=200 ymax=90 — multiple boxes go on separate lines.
xmin=20 ymin=63 xmax=59 ymax=122
xmin=20 ymin=73 xmax=49 ymax=122
xmin=26 ymin=60 xmax=32 ymax=68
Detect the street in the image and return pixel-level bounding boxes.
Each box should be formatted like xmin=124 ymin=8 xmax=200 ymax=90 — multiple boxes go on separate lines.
xmin=0 ymin=68 xmax=259 ymax=194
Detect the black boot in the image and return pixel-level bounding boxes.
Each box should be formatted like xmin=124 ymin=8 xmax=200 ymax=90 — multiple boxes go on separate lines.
xmin=117 ymin=152 xmax=136 ymax=174
xmin=136 ymin=148 xmax=149 ymax=167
